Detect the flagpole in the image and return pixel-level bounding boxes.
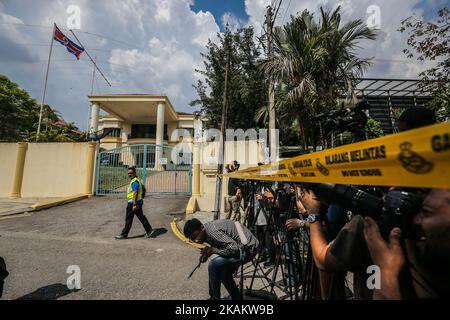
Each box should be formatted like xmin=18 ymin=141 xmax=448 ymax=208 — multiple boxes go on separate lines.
xmin=87 ymin=56 xmax=97 ymax=139
xmin=37 ymin=23 xmax=56 ymax=142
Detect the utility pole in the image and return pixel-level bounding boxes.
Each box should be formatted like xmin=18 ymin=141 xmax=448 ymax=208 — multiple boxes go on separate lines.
xmin=213 ymin=36 xmax=231 ymax=221
xmin=266 ymin=5 xmax=277 ymax=163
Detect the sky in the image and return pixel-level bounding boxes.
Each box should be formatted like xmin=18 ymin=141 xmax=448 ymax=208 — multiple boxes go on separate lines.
xmin=0 ymin=0 xmax=447 ymax=131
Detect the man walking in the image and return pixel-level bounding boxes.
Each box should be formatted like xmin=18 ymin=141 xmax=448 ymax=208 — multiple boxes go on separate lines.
xmin=115 ymin=167 xmax=154 ymax=240
xmin=184 ymin=218 xmax=259 ymax=300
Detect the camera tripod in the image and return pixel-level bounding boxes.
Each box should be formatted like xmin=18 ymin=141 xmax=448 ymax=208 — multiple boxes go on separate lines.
xmin=235 ymin=184 xmax=321 ymax=300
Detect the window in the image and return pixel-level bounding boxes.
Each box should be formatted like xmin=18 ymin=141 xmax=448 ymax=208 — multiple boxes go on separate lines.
xmin=130 ymin=124 xmax=168 ymax=140
xmin=104 ymin=128 xmax=121 ymax=138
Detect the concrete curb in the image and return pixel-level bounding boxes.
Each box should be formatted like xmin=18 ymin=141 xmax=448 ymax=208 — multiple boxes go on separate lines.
xmin=0 ymin=213 xmax=34 ymax=221
xmin=170 ymin=218 xmax=206 ymax=250
xmin=0 ymin=195 xmax=89 ymax=220
xmin=31 ymin=194 xmax=90 ymax=211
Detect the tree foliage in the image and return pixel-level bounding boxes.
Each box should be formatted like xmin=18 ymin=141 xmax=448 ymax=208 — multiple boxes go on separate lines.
xmin=400 ymin=7 xmax=450 ymax=120
xmin=191 ymin=28 xmax=267 ymax=130
xmin=0 ymin=74 xmax=86 ymax=142
xmin=261 ymin=6 xmax=377 ymax=147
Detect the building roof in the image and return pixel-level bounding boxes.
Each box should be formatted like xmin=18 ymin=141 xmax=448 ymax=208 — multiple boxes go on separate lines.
xmin=88 ymin=94 xmax=179 ymax=122
xmin=346 ymin=78 xmax=432 ymax=98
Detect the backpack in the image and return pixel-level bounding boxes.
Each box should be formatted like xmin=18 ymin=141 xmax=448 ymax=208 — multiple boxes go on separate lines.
xmin=141 ymin=181 xmax=146 ymax=199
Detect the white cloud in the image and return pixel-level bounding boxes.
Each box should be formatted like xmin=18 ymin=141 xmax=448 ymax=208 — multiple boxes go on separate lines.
xmin=0 ymin=0 xmax=219 ymax=130
xmin=0 ymin=0 xmax=440 ymax=130
xmin=221 ymin=12 xmax=246 ymax=31
xmin=244 ymin=0 xmax=433 ymax=78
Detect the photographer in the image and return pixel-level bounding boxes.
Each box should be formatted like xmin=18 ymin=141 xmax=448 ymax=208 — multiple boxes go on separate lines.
xmin=286 ymin=186 xmax=352 ymax=300
xmin=254 ymin=181 xmax=276 ymax=267
xmin=364 ymin=189 xmax=450 ymax=299
xmin=398 ymin=107 xmax=437 ymax=132
xmin=225 ymin=161 xmax=242 ymax=221
xmin=294 ymin=186 xmax=373 ymax=299
xmin=184 ymin=218 xmax=259 ymax=300
xmin=294 ymin=107 xmax=440 ymax=300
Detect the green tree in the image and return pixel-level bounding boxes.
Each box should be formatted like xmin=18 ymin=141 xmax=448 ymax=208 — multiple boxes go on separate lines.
xmin=365 ymin=117 xmax=384 ymax=138
xmin=400 ymin=7 xmax=450 ymax=120
xmin=0 ymin=74 xmax=86 ymax=142
xmin=261 ymin=6 xmax=377 ymax=148
xmin=191 ymin=27 xmax=267 ymax=130
xmin=0 ymin=74 xmax=40 ymax=141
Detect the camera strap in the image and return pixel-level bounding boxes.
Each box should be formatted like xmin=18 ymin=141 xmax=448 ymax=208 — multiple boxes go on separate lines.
xmin=235 ymin=221 xmax=249 ymax=262
xmin=235 ymin=221 xmax=248 ymax=246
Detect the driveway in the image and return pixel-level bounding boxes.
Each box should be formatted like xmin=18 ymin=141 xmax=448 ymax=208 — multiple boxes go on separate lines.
xmin=0 ymin=196 xmax=210 ymax=300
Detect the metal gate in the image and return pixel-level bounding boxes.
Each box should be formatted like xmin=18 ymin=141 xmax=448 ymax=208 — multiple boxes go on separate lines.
xmin=95 ymin=144 xmax=192 ymax=196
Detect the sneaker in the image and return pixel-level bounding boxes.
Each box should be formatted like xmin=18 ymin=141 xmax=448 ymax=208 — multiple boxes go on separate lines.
xmin=114 ymin=235 xmax=127 ymax=240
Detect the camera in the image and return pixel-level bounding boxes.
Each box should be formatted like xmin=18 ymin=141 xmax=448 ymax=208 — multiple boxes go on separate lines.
xmin=302 ymin=183 xmax=423 ymax=240
xmin=313 ymin=101 xmax=370 ymax=139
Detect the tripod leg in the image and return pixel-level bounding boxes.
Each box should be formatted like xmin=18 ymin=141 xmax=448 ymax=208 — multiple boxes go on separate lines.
xmin=285 ymin=240 xmax=295 ymax=300
xmin=240 ymin=257 xmax=244 ymax=300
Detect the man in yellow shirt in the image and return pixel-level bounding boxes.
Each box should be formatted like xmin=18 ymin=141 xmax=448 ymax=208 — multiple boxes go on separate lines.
xmin=115 ymin=167 xmax=154 ymax=240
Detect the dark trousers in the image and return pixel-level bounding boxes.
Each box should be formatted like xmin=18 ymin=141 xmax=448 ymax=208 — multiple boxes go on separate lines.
xmin=121 ymin=203 xmax=152 ymax=237
xmin=208 ymin=251 xmax=254 ymax=300
xmin=256 ymin=225 xmax=276 ymax=262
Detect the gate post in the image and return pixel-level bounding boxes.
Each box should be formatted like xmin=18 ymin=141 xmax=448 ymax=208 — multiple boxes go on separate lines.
xmin=143 ymin=145 xmax=148 ymax=186
xmin=192 ymin=141 xmax=201 ymax=196
xmin=10 ymin=142 xmax=28 ymax=198
xmin=85 ymin=142 xmax=97 ymax=195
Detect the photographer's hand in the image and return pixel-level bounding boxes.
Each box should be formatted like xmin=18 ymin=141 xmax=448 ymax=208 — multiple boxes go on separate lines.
xmin=286 ymin=219 xmax=303 ymax=231
xmin=200 ymin=246 xmax=213 ymax=263
xmin=363 ymin=217 xmax=405 ymax=300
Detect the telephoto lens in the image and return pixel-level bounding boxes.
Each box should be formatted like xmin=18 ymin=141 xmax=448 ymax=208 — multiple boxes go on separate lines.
xmin=308 ymin=184 xmax=384 ymax=218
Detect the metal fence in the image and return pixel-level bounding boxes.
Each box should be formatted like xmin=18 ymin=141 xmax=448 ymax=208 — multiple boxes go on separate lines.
xmin=95 ymin=144 xmax=192 ymax=196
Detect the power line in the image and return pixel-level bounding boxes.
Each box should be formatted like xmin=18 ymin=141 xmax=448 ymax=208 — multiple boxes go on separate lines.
xmin=15 ymin=43 xmax=111 ymax=52
xmin=281 ymin=0 xmax=292 ymax=25
xmin=272 ymin=0 xmax=283 ymax=23
xmin=0 ymin=22 xmax=142 ymax=49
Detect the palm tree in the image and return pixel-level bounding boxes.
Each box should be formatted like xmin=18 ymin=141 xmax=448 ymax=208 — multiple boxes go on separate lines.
xmin=261 ymin=6 xmax=377 ymax=148
xmin=317 ymin=6 xmax=377 ymax=108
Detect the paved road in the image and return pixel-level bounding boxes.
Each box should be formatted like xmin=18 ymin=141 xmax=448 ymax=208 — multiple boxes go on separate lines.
xmin=0 ymin=196 xmax=210 ymax=300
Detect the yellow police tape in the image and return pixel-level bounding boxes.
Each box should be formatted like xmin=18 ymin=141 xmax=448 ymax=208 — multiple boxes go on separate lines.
xmin=224 ymin=122 xmax=450 ymax=188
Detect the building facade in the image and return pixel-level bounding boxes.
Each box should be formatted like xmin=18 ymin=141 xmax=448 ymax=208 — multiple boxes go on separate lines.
xmin=87 ymin=94 xmax=265 ymax=214
xmin=88 ymin=94 xmax=197 ymax=151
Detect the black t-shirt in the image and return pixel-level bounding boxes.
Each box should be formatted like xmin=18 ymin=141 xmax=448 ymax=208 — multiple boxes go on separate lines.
xmin=228 ymin=178 xmax=240 ymax=196
xmin=328 ymin=216 xmax=449 ymax=299
xmin=328 ymin=215 xmax=373 ymax=300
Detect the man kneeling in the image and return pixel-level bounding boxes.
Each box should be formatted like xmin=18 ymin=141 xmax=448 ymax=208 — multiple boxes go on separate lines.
xmin=184 ymin=219 xmax=259 ymax=300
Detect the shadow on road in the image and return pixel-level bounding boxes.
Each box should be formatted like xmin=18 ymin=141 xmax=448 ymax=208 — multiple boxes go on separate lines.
xmin=150 ymin=228 xmax=168 ymax=238
xmin=16 ymin=283 xmax=79 ymax=300
xmin=126 ymin=228 xmax=168 ymax=240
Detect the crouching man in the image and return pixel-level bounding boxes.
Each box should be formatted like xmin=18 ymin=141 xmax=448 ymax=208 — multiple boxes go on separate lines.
xmin=184 ymin=219 xmax=259 ymax=300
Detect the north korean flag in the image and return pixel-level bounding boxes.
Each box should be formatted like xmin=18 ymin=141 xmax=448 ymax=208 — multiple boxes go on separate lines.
xmin=53 ymin=25 xmax=85 ymax=60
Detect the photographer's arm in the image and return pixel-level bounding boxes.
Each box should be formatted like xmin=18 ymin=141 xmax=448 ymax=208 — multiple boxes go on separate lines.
xmin=309 ymin=222 xmax=336 ymax=270
xmin=297 ymin=187 xmax=337 ymax=271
